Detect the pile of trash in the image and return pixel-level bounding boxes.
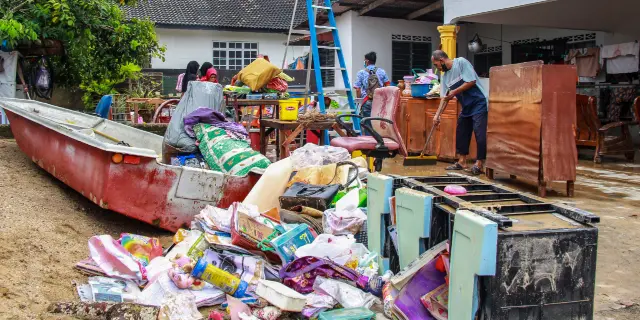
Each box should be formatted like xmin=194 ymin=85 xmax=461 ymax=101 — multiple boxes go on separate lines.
xmin=53 ymin=143 xmax=460 ymax=320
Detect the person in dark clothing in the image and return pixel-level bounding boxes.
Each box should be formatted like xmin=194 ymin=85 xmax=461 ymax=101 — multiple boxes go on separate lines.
xmin=181 ymin=61 xmax=200 ymax=93
xmin=431 ymin=50 xmax=488 ymax=175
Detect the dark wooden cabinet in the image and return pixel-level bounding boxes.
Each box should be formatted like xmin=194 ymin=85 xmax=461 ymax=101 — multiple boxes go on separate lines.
xmin=397 ymin=97 xmax=476 ymax=161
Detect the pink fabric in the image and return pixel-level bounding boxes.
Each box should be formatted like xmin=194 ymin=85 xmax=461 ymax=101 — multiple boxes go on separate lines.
xmin=330 ymin=136 xmax=400 ymax=153
xmin=200 ymin=68 xmax=218 ymax=82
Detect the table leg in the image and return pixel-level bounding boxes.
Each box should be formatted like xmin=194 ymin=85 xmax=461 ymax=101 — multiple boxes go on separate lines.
xmin=486 ymin=168 xmax=494 ymax=180
xmin=133 ymin=105 xmax=139 ymax=124
xmin=259 ymin=125 xmax=266 ymax=155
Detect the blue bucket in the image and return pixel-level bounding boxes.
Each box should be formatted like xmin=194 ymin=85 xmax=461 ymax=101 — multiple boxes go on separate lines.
xmin=411 ymin=83 xmax=433 ymax=98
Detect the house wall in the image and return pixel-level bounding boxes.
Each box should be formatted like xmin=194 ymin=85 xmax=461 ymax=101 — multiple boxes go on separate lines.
xmin=336 ymin=11 xmax=443 ymax=88
xmin=458 ymin=23 xmax=638 ymax=66
xmin=151 ymin=28 xmax=307 ymax=70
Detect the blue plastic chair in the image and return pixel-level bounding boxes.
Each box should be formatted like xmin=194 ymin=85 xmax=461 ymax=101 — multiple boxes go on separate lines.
xmin=94 ymin=95 xmax=113 ymax=119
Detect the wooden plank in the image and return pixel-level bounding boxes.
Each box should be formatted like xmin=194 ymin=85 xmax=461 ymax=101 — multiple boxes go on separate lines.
xmin=406 ymin=0 xmax=444 ymax=20
xmin=359 ymin=0 xmax=394 ymax=15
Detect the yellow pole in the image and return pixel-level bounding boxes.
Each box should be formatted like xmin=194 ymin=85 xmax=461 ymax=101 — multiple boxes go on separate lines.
xmin=437 ymin=25 xmax=459 ymax=59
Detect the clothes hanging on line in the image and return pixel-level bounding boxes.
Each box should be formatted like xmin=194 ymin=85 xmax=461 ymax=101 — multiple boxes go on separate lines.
xmin=565 ymin=47 xmax=600 ymax=78
xmin=600 ymin=42 xmax=639 ymax=74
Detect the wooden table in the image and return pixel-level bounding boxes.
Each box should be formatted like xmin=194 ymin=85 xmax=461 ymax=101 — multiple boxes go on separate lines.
xmin=125 ymin=98 xmax=166 ymax=124
xmin=259 ymin=119 xmax=338 ymax=160
xmin=224 ymin=95 xmax=281 ymax=125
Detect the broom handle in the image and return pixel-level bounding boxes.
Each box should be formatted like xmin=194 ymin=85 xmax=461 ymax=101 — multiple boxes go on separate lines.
xmin=419 ymin=95 xmax=448 ymax=157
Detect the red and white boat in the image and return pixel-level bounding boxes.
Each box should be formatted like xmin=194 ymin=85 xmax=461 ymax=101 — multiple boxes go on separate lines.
xmin=0 ymin=98 xmax=259 ymax=232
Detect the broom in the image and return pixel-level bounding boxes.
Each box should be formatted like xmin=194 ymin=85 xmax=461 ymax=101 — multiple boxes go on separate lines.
xmin=403 ymin=94 xmax=448 ymax=166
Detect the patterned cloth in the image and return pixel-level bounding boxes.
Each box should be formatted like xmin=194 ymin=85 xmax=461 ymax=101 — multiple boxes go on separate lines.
xmin=354 ymin=65 xmax=389 ymax=99
xmin=266 ymin=77 xmax=288 ymax=92
xmin=184 ymin=107 xmax=248 ymax=140
xmin=194 ymin=124 xmax=270 ymax=177
xmin=608 ymin=87 xmax=637 ymax=121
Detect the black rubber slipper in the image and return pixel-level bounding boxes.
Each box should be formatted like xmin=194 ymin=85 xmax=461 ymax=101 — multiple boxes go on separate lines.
xmin=446 ymin=162 xmax=465 ymax=170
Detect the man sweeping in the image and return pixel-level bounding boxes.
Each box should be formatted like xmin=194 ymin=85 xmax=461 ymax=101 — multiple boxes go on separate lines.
xmin=431 ymin=50 xmax=488 ymax=175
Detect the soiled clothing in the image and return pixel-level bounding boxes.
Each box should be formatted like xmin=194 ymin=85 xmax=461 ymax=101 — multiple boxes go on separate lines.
xmin=601 ymin=42 xmax=639 ymax=74
xmin=456 ymin=112 xmax=487 ymax=161
xmin=441 ymin=57 xmax=488 ymax=118
xmin=607 ymin=87 xmax=637 ymax=122
xmin=184 ymin=107 xmax=248 ymax=140
xmin=566 ymin=48 xmax=600 ymax=78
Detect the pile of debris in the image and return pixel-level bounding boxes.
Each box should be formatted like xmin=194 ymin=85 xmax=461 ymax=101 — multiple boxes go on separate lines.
xmin=51 ymin=143 xmax=453 ymax=320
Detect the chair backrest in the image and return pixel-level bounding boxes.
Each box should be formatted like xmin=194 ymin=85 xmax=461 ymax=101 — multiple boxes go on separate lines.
xmin=575 ymin=94 xmax=599 ymax=147
xmin=95 ymin=95 xmax=113 ymax=119
xmin=370 ymin=86 xmax=408 ymax=156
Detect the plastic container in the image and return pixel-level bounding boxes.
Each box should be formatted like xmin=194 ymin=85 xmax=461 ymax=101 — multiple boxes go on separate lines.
xmin=191 ymin=258 xmax=248 ymax=298
xmin=318 ymin=307 xmax=376 ymax=320
xmin=246 ymin=94 xmax=263 ymax=100
xmin=255 ymin=280 xmax=307 ymax=312
xmin=411 ymin=83 xmax=433 ymax=98
xmin=279 ymin=99 xmax=300 ymax=121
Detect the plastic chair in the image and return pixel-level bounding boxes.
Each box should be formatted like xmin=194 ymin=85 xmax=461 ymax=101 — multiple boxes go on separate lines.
xmin=330 ymin=86 xmax=407 ymax=171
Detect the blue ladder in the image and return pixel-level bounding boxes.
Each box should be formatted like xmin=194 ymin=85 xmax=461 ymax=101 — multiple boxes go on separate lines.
xmin=306 ymin=0 xmax=359 ymax=144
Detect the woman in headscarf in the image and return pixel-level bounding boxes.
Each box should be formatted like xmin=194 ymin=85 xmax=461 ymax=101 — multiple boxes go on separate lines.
xmin=200 ymin=67 xmax=218 ymax=83
xmin=181 ymin=61 xmax=200 ymax=94
xmin=199 ymin=62 xmax=213 ymax=79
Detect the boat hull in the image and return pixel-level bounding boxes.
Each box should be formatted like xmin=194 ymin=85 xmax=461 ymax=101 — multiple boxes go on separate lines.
xmin=4 ymin=109 xmax=257 ymax=232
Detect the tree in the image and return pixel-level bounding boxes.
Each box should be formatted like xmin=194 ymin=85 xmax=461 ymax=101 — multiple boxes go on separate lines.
xmin=0 ymin=0 xmax=165 ymax=107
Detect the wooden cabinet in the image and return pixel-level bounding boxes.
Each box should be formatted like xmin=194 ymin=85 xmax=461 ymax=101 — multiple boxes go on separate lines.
xmin=485 ymin=61 xmax=577 ymax=197
xmin=397 ymin=97 xmax=476 ymax=161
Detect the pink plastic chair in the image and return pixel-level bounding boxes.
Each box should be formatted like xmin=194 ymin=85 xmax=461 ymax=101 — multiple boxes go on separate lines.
xmin=330 ymin=86 xmax=407 ymax=171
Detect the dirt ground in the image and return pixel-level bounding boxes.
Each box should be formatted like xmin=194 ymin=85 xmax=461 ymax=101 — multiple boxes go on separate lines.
xmin=0 ymin=138 xmax=639 ymax=319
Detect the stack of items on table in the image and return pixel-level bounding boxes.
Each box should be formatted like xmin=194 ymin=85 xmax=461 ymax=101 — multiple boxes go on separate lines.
xmin=164 ymin=80 xmax=271 ymax=177
xmin=224 ymin=58 xmax=294 ymax=101
xmin=59 ymin=143 xmax=412 ymax=320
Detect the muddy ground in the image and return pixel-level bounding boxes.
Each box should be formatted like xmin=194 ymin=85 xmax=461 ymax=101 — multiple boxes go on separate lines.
xmin=0 ymin=138 xmax=639 ymax=319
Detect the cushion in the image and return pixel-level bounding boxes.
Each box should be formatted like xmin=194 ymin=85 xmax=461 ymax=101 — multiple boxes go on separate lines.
xmin=330 ymin=136 xmax=400 ymax=153
xmin=369 ymin=87 xmax=408 ymax=156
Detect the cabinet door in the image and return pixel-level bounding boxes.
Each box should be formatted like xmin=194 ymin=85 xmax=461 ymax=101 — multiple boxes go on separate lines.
xmin=406 ymin=99 xmax=428 ymax=153
xmin=438 ymin=112 xmax=458 ymax=160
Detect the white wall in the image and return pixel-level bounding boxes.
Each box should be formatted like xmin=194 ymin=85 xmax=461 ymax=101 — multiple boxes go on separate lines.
xmin=152 ymin=28 xmax=307 ymax=69
xmin=335 ymin=11 xmax=442 ymax=88
xmin=444 ymin=0 xmax=552 ymax=24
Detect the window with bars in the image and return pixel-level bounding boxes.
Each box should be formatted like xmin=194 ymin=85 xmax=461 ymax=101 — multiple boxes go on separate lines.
xmin=213 ymin=41 xmax=258 ymax=70
xmin=391 ymin=41 xmax=432 ymax=82
xmin=318 ymin=43 xmax=335 ymax=87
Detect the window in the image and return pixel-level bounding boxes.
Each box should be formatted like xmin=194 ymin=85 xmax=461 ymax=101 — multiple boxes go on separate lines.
xmin=213 ymin=41 xmax=258 ymax=70
xmin=474 ymin=47 xmax=503 ymax=78
xmin=392 ymin=41 xmax=432 ymax=83
xmin=318 ymin=42 xmax=335 ymax=87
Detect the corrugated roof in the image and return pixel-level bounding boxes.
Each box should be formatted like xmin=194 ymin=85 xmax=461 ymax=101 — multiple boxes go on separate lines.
xmin=124 ymin=0 xmax=308 ymax=32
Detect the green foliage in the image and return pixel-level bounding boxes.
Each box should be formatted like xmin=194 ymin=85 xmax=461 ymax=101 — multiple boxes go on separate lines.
xmin=0 ymin=0 xmax=165 ymax=107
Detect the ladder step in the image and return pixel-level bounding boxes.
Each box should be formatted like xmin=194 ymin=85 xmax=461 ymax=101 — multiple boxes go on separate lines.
xmin=317 ymin=46 xmax=341 ymax=50
xmin=323 ymin=87 xmax=352 ymax=92
xmin=321 ymin=67 xmax=346 ymax=70
xmin=311 ymin=5 xmax=331 ymax=10
xmin=315 ymin=25 xmax=337 ymax=30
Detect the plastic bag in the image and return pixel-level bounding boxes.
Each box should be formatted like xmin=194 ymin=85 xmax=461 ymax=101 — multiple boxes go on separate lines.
xmin=313 ymin=277 xmax=381 ymax=309
xmin=290 ymin=143 xmax=351 ymax=171
xmin=88 ymin=235 xmax=146 ymax=284
xmin=165 ymin=81 xmax=223 ymax=152
xmin=119 ymin=233 xmax=163 ymax=267
xmin=294 ymin=234 xmax=356 ymax=265
xmin=323 ymin=207 xmax=368 ymax=236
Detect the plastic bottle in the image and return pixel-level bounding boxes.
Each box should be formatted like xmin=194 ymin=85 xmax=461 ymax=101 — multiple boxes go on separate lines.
xmin=191 ymin=258 xmax=248 ymax=298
